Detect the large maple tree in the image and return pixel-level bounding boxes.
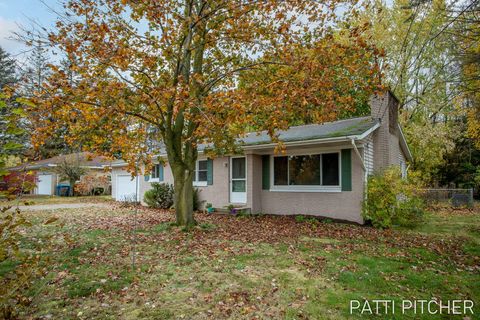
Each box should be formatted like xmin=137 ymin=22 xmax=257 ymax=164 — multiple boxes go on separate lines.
xmin=29 ymin=0 xmax=382 ymax=225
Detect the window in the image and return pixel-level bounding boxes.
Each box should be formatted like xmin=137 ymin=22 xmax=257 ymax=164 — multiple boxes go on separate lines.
xmin=289 ymin=155 xmax=320 ymax=185
xmin=272 ymin=152 xmax=340 ymax=190
xmin=194 ymin=160 xmax=208 ymax=186
xmin=151 ymin=164 xmax=163 ymax=181
xmin=322 ymin=153 xmax=339 ymax=185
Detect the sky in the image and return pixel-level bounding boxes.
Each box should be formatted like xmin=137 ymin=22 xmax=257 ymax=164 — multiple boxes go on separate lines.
xmin=0 ymin=0 xmax=62 ymax=55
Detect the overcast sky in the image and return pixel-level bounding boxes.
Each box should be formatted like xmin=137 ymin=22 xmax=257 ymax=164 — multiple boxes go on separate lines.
xmin=0 ymin=0 xmax=62 ymax=55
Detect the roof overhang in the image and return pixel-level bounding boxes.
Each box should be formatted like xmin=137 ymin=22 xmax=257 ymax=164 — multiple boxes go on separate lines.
xmin=243 ymin=121 xmax=380 ymax=151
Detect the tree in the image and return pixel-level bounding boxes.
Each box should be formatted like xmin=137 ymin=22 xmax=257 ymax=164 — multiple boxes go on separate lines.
xmin=28 ymin=0 xmax=382 ymax=226
xmin=0 ymin=47 xmax=29 ymax=158
xmin=353 ymin=0 xmax=473 ymax=184
xmin=53 ymin=155 xmax=86 ymax=196
xmin=0 ymin=47 xmax=16 ymax=89
xmin=20 ymin=41 xmax=72 ymax=159
xmin=453 ymin=1 xmax=480 ymax=149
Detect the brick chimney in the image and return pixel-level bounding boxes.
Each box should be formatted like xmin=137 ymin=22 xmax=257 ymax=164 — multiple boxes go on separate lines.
xmin=370 ymin=91 xmax=400 ymax=172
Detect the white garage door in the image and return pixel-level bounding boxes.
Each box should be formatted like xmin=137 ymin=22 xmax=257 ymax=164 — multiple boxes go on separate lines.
xmin=37 ymin=174 xmax=53 ymax=195
xmin=116 ymin=175 xmax=138 ymax=201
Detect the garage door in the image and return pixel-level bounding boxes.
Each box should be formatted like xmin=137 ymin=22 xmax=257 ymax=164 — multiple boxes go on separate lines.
xmin=116 ymin=175 xmax=138 ymax=201
xmin=37 ymin=174 xmax=53 ymax=195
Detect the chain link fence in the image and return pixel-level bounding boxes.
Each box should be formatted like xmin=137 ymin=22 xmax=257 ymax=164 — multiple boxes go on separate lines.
xmin=419 ymin=188 xmax=474 ymax=208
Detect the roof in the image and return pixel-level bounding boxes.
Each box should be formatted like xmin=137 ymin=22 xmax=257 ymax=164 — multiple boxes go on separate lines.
xmin=111 ymin=116 xmax=381 ymax=168
xmin=239 ymin=116 xmax=379 ymax=147
xmin=8 ymin=152 xmax=112 ymax=171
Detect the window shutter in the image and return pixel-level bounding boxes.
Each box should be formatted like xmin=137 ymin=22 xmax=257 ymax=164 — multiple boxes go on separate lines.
xmin=144 ymin=175 xmax=150 ymax=182
xmin=341 ymin=149 xmax=352 ymax=191
xmin=159 ymin=165 xmax=164 ymax=181
xmin=262 ymin=155 xmax=270 ymax=190
xmin=207 ymin=159 xmax=213 ymax=185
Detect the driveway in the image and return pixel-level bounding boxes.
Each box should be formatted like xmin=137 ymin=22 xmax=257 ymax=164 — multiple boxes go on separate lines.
xmin=9 ymin=202 xmax=112 ymax=211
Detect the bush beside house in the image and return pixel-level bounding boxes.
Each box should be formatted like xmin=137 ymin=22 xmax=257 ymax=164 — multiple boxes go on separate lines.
xmin=362 ymin=167 xmax=425 ymax=228
xmin=144 ymin=182 xmax=202 ymax=211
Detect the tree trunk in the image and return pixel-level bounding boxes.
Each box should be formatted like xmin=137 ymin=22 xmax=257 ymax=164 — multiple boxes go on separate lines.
xmin=69 ymin=179 xmax=75 ymax=196
xmin=172 ymin=165 xmax=196 ymax=226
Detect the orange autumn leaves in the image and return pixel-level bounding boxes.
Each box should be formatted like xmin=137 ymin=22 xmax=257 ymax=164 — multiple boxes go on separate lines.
xmin=28 ymin=0 xmax=382 ymax=170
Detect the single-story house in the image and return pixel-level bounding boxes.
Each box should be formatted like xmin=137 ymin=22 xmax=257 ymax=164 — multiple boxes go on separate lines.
xmin=6 ymin=152 xmax=112 ymax=196
xmin=111 ymin=91 xmax=412 ymax=224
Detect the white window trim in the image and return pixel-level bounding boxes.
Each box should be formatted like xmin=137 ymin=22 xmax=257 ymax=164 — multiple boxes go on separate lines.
xmin=193 ymin=159 xmax=208 ymax=187
xmin=230 ymin=156 xmax=247 ymax=203
xmin=149 ymin=164 xmax=163 ymax=182
xmin=269 ymin=151 xmax=342 ymax=192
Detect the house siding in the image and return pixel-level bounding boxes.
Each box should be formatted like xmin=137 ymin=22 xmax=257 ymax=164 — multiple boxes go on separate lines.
xmin=363 ymin=134 xmax=374 ymax=176
xmin=194 ymin=156 xmax=230 ymax=208
xmin=247 ymin=154 xmax=263 ymax=213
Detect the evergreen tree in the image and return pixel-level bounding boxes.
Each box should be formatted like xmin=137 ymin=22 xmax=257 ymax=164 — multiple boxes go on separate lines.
xmin=0 ymin=46 xmax=28 ymax=157
xmin=22 ymin=41 xmax=71 ymax=159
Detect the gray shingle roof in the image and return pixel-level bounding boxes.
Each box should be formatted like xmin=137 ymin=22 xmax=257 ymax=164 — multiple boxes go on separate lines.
xmin=111 ymin=116 xmax=380 ymax=166
xmin=8 ymin=152 xmax=111 ymax=171
xmin=239 ymin=116 xmax=379 ymax=146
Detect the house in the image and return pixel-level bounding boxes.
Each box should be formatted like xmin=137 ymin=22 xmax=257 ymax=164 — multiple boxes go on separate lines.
xmin=6 ymin=152 xmax=112 ymax=196
xmin=111 ymin=91 xmax=412 ymax=223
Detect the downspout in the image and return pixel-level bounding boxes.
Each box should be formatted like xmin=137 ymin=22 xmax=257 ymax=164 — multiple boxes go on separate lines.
xmin=350 ymin=138 xmax=369 ymax=220
xmin=350 ymin=138 xmax=367 ymax=179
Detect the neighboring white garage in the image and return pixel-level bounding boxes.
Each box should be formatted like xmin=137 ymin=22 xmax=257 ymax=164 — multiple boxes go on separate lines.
xmin=37 ymin=174 xmax=53 ymax=195
xmin=116 ymin=175 xmax=139 ymax=201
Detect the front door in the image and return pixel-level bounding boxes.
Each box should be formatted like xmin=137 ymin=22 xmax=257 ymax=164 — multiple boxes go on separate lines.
xmin=230 ymin=157 xmax=246 ymax=203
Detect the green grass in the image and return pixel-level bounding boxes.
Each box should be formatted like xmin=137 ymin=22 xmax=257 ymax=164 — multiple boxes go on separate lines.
xmin=6 ymin=204 xmax=480 ymax=319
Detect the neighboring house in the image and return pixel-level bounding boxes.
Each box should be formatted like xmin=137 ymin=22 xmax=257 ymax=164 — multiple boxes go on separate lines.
xmin=111 ymin=91 xmax=412 ymax=224
xmin=6 ymin=152 xmax=112 ymax=196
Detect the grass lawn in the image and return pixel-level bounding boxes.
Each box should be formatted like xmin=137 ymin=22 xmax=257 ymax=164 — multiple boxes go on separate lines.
xmin=3 ymin=203 xmax=479 ymax=319
xmin=0 ymin=194 xmax=113 ymax=206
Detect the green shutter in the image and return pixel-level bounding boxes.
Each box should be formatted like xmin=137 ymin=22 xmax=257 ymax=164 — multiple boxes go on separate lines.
xmin=159 ymin=165 xmax=164 ymax=181
xmin=262 ymin=155 xmax=270 ymax=190
xmin=144 ymin=175 xmax=150 ymax=182
xmin=341 ymin=149 xmax=352 ymax=191
xmin=207 ymin=159 xmax=213 ymax=185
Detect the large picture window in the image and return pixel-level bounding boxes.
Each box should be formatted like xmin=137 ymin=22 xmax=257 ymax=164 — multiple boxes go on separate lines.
xmin=273 ymin=152 xmax=340 ymax=189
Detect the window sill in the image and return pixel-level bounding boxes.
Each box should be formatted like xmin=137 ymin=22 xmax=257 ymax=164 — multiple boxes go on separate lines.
xmin=193 ymin=181 xmax=208 ymax=187
xmin=149 ymin=178 xmax=162 ymax=183
xmin=269 ymin=186 xmax=341 ymax=193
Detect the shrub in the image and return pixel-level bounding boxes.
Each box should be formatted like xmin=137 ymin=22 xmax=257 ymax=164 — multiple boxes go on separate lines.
xmin=295 ymin=215 xmax=306 ymax=223
xmin=144 ymin=184 xmax=201 ymax=210
xmin=362 ymin=167 xmax=425 ymax=229
xmin=143 ymin=183 xmax=174 ymax=209
xmin=193 ymin=187 xmax=203 ymax=211
xmin=75 ymin=173 xmax=111 ymax=196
